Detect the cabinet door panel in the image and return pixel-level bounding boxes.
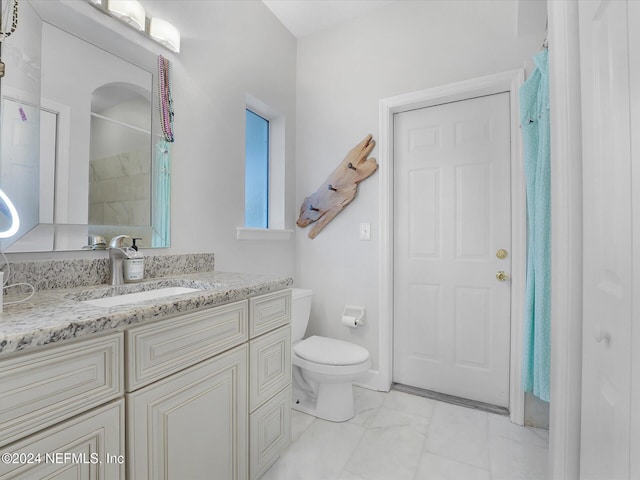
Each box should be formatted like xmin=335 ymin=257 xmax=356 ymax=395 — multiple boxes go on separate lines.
xmin=0 ymin=400 xmax=125 ymax=479
xmin=127 ymin=345 xmax=248 ymax=480
xmin=250 ymin=386 xmax=291 ymax=480
xmin=250 ymin=325 xmax=291 ymax=411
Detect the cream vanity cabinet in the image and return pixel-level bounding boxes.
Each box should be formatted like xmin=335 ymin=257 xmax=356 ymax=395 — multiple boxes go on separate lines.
xmin=126 ymin=288 xmax=291 ymax=480
xmin=248 ymin=290 xmax=292 ymax=480
xmin=0 ymin=288 xmax=291 ymax=480
xmin=126 ymin=300 xmax=250 ymax=479
xmin=0 ymin=333 xmax=125 ymax=479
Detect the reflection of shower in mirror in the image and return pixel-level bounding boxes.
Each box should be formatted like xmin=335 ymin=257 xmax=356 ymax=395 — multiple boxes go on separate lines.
xmin=0 ymin=188 xmax=19 ymax=239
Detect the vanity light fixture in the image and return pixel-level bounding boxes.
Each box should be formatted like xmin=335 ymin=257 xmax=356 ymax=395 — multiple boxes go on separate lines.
xmin=87 ymin=0 xmax=181 ymax=53
xmin=0 ymin=188 xmax=20 ymax=239
xmin=107 ymin=0 xmax=146 ymax=31
xmin=149 ymin=17 xmax=180 ymax=53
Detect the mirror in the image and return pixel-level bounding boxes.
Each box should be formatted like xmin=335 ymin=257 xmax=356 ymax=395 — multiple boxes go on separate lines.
xmin=0 ymin=0 xmax=171 ymax=252
xmin=0 ymin=0 xmax=41 ymax=252
xmin=89 ymin=83 xmax=153 ymax=230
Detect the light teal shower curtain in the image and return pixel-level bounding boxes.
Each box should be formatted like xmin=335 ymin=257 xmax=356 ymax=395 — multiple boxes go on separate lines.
xmin=152 ymin=140 xmax=171 ymax=247
xmin=153 ymin=55 xmax=174 ymax=248
xmin=520 ymin=48 xmax=551 ymax=402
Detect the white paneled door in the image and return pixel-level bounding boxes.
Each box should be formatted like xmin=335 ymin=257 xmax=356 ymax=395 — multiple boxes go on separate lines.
xmin=579 ymin=1 xmax=634 ymax=478
xmin=393 ymin=93 xmax=512 ymax=407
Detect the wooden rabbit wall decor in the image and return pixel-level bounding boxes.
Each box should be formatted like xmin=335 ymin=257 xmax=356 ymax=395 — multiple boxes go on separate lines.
xmin=296 ymin=135 xmax=378 ymax=239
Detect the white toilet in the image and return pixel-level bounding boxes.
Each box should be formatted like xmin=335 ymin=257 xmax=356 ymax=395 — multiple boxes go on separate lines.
xmin=291 ymin=288 xmax=371 ymax=422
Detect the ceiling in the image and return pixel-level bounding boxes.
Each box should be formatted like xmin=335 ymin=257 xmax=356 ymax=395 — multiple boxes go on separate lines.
xmin=262 ymin=0 xmax=394 ymax=38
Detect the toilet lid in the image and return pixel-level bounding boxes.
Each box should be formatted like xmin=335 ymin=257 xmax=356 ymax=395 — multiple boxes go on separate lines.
xmin=294 ymin=336 xmax=370 ymax=366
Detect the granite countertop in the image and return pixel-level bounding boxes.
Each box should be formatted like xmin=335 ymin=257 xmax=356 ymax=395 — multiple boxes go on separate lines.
xmin=0 ymin=271 xmax=293 ymax=356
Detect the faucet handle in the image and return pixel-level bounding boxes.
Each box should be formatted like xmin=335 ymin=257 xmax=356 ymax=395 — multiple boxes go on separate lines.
xmin=108 ymin=235 xmax=132 ymax=248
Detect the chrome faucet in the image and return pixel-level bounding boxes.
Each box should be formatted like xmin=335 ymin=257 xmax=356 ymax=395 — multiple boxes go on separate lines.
xmin=108 ymin=235 xmax=134 ymax=285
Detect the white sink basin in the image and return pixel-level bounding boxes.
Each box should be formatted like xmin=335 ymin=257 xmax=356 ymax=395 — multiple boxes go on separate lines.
xmin=82 ymin=287 xmax=201 ymax=308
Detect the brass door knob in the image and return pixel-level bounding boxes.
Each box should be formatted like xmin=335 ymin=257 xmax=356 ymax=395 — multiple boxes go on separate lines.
xmin=496 ymin=271 xmax=509 ymax=282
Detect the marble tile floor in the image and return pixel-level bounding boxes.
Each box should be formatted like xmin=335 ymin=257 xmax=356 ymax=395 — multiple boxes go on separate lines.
xmin=262 ymin=387 xmax=549 ymax=480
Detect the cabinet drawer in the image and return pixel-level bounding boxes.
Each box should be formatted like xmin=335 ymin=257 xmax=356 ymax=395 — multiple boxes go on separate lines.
xmin=250 ymin=385 xmax=291 ymax=480
xmin=249 ymin=289 xmax=291 ymax=338
xmin=126 ymin=300 xmax=248 ymax=391
xmin=0 ymin=400 xmax=125 ymax=479
xmin=250 ymin=325 xmax=291 ymax=412
xmin=0 ymin=332 xmax=123 ymax=448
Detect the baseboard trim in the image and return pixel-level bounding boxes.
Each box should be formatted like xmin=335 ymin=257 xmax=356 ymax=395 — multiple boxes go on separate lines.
xmin=353 ymin=369 xmax=385 ymax=392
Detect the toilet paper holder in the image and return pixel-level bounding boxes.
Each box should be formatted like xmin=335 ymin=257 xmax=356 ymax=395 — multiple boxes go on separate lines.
xmin=342 ymin=305 xmax=365 ymax=327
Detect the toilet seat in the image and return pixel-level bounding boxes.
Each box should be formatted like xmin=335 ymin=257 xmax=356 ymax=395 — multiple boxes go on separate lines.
xmin=294 ymin=336 xmax=370 ymax=366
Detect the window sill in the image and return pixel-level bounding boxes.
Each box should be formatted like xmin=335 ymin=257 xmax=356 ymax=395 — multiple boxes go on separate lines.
xmin=236 ymin=228 xmax=293 ymax=241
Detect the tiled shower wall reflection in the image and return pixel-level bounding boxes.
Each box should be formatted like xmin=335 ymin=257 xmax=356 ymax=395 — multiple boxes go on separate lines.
xmin=89 ymin=150 xmax=151 ymax=237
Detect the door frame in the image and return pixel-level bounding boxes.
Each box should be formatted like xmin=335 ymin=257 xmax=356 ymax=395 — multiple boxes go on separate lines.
xmin=547 ymin=1 xmax=583 ymax=478
xmin=378 ymin=69 xmax=526 ymax=424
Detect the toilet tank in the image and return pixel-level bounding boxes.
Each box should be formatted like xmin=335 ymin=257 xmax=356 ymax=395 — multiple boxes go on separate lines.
xmin=291 ymin=288 xmax=313 ymax=342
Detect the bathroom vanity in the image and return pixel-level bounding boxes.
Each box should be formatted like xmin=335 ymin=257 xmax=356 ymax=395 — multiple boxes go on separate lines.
xmin=0 ymin=267 xmax=292 ymax=480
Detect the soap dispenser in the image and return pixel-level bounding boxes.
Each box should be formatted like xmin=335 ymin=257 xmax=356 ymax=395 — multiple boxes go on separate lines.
xmin=123 ymin=238 xmax=144 ymax=283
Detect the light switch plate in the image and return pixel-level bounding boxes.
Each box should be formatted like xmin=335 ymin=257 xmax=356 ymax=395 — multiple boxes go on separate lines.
xmin=359 ymin=223 xmax=371 ymax=241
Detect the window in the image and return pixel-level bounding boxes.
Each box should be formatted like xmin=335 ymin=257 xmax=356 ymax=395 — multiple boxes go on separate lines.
xmin=238 ymin=95 xmax=291 ymax=240
xmin=245 ymin=109 xmax=269 ymax=228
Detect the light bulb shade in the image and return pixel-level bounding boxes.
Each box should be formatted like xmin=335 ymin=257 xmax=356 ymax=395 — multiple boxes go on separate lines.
xmin=0 ymin=188 xmax=20 ymax=239
xmin=107 ymin=0 xmax=146 ymax=31
xmin=149 ymin=17 xmax=181 ymax=53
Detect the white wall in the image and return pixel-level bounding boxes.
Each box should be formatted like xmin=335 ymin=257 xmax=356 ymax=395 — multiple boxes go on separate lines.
xmin=165 ymin=0 xmax=297 ymax=276
xmin=295 ymin=0 xmax=543 ymax=385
